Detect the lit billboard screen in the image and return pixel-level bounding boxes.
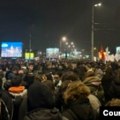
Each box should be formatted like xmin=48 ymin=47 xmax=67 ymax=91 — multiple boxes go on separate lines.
xmin=116 ymin=47 xmax=120 ymax=54
xmin=1 ymin=42 xmax=23 ymax=57
xmin=46 ymin=48 xmax=59 ymax=58
xmin=25 ymin=52 xmax=34 ymax=60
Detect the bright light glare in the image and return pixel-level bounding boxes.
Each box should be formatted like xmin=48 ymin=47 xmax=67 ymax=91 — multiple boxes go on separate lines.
xmin=65 ymin=42 xmax=68 ymax=45
xmin=68 ymin=45 xmax=71 ymax=48
xmin=71 ymin=42 xmax=74 ymax=45
xmin=98 ymin=3 xmax=102 ymax=6
xmin=94 ymin=2 xmax=102 ymax=7
xmin=62 ymin=37 xmax=67 ymax=42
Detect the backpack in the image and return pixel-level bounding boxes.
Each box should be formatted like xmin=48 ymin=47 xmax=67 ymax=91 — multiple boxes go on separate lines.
xmin=0 ymin=98 xmax=11 ymax=120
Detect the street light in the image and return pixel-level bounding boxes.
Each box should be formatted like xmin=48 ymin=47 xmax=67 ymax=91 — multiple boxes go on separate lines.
xmin=65 ymin=42 xmax=69 ymax=45
xmin=94 ymin=3 xmax=102 ymax=7
xmin=62 ymin=36 xmax=67 ymax=41
xmin=70 ymin=42 xmax=74 ymax=45
xmin=91 ymin=2 xmax=102 ymax=61
xmin=60 ymin=36 xmax=67 ymax=53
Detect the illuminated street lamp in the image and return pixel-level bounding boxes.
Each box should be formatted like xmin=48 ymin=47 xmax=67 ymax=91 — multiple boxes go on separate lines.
xmin=62 ymin=36 xmax=67 ymax=42
xmin=94 ymin=3 xmax=102 ymax=7
xmin=91 ymin=2 xmax=102 ymax=61
xmin=70 ymin=42 xmax=74 ymax=45
xmin=60 ymin=36 xmax=67 ymax=53
xmin=65 ymin=42 xmax=69 ymax=45
xmin=68 ymin=45 xmax=71 ymax=48
xmin=72 ymin=45 xmax=75 ymax=49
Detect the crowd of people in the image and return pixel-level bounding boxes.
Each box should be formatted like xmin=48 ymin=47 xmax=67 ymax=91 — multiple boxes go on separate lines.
xmin=0 ymin=58 xmax=120 ymax=120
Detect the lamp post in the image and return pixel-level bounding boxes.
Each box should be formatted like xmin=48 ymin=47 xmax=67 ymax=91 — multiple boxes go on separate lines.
xmin=29 ymin=32 xmax=32 ymax=52
xmin=60 ymin=36 xmax=67 ymax=53
xmin=91 ymin=2 xmax=102 ymax=61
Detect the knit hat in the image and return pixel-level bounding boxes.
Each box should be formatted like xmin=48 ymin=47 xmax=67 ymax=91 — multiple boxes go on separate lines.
xmin=28 ymin=81 xmax=54 ymax=111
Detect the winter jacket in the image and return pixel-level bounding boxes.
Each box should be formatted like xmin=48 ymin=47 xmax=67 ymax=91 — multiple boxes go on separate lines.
xmin=62 ymin=98 xmax=97 ymax=120
xmin=18 ymin=95 xmax=28 ymax=120
xmin=0 ymin=90 xmax=13 ymax=120
xmin=8 ymin=86 xmax=27 ymax=120
xmin=24 ymin=108 xmax=68 ymax=120
xmin=83 ymin=76 xmax=105 ymax=104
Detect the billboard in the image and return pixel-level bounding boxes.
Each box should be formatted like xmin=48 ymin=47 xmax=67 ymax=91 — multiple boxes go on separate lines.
xmin=1 ymin=42 xmax=23 ymax=57
xmin=46 ymin=48 xmax=59 ymax=58
xmin=25 ymin=52 xmax=35 ymax=60
xmin=116 ymin=47 xmax=120 ymax=54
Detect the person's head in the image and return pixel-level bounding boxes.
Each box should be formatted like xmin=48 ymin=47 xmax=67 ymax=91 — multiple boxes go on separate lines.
xmin=27 ymin=81 xmax=55 ymax=112
xmin=28 ymin=64 xmax=34 ymax=71
xmin=11 ymin=74 xmax=23 ymax=86
xmin=61 ymin=71 xmax=79 ymax=82
xmin=18 ymin=69 xmax=24 ymax=75
xmin=34 ymin=73 xmax=47 ymax=82
xmin=45 ymin=73 xmax=53 ymax=81
xmin=42 ymin=80 xmax=55 ymax=95
xmin=24 ymin=73 xmax=34 ymax=88
xmin=63 ymin=81 xmax=90 ymax=104
xmin=60 ymin=71 xmax=80 ymax=94
xmin=12 ymin=66 xmax=19 ymax=74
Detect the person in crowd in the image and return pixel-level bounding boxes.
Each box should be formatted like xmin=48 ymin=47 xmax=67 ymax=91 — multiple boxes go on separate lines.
xmin=106 ymin=68 xmax=120 ymax=100
xmin=55 ymin=71 xmax=80 ymax=111
xmin=88 ymin=93 xmax=101 ymax=113
xmin=83 ymin=68 xmax=105 ymax=104
xmin=23 ymin=72 xmax=35 ymax=89
xmin=18 ymin=73 xmax=54 ymax=120
xmin=42 ymin=80 xmax=55 ymax=95
xmin=74 ymin=61 xmax=87 ymax=81
xmin=34 ymin=72 xmax=47 ymax=83
xmin=6 ymin=74 xmax=27 ymax=120
xmin=62 ymin=81 xmax=98 ymax=120
xmin=0 ymin=75 xmax=14 ymax=120
xmin=5 ymin=66 xmax=19 ymax=81
xmin=27 ymin=63 xmax=34 ymax=73
xmin=23 ymin=80 xmax=68 ymax=120
xmin=0 ymin=70 xmax=4 ymax=90
xmin=101 ymin=62 xmax=120 ymax=103
xmin=101 ymin=64 xmax=113 ymax=103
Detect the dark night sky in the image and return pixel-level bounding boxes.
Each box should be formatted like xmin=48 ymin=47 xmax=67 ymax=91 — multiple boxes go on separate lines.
xmin=0 ymin=0 xmax=120 ymax=54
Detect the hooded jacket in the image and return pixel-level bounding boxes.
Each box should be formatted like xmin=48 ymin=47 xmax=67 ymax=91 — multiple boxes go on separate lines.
xmin=83 ymin=75 xmax=105 ymax=104
xmin=23 ymin=81 xmax=67 ymax=120
xmin=24 ymin=108 xmax=68 ymax=120
xmin=62 ymin=98 xmax=97 ymax=120
xmin=27 ymin=81 xmax=54 ymax=111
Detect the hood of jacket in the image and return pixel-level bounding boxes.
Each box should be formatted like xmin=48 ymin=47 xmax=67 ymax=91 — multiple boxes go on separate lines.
xmin=63 ymin=98 xmax=96 ymax=120
xmin=24 ymin=108 xmax=64 ymax=120
xmin=27 ymin=81 xmax=54 ymax=112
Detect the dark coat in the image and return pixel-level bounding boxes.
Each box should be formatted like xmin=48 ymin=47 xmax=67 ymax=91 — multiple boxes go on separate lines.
xmin=0 ymin=90 xmax=13 ymax=120
xmin=19 ymin=80 xmax=55 ymax=120
xmin=18 ymin=95 xmax=28 ymax=120
xmin=62 ymin=98 xmax=97 ymax=120
xmin=24 ymin=108 xmax=68 ymax=120
xmin=102 ymin=68 xmax=120 ymax=102
xmin=22 ymin=81 xmax=69 ymax=120
xmin=109 ymin=76 xmax=120 ymax=99
xmin=101 ymin=68 xmax=114 ymax=102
